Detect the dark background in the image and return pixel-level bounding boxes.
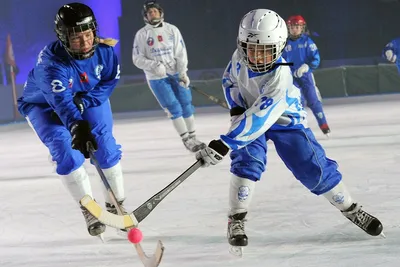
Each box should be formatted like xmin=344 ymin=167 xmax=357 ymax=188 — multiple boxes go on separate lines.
xmin=1 ymin=0 xmax=400 ymax=84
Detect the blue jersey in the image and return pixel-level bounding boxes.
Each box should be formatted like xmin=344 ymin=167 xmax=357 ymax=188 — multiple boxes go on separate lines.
xmin=282 ymin=34 xmax=320 ymax=73
xmin=18 ymin=40 xmax=120 ymax=129
xmin=382 ymin=37 xmax=400 ymax=72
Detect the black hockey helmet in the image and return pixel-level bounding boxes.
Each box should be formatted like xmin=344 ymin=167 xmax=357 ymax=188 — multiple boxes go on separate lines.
xmin=55 ymin=2 xmax=99 ymax=59
xmin=142 ymin=0 xmax=164 ymax=27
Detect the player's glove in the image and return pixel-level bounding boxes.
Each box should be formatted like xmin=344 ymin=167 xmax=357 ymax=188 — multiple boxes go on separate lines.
xmin=178 ymin=72 xmax=190 ymax=88
xmin=385 ymin=50 xmax=397 ymax=63
xmin=154 ymin=62 xmax=167 ymax=77
xmin=196 ymin=139 xmax=229 ymax=167
xmin=294 ymin=63 xmax=309 ymax=78
xmin=70 ymin=120 xmax=97 ymax=159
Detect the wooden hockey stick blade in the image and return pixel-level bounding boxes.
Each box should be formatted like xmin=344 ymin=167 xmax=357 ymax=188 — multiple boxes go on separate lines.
xmin=135 ymin=241 xmax=165 ymax=267
xmin=80 ymin=195 xmax=139 ymax=229
xmin=87 ymin=143 xmax=164 ymax=267
xmin=80 ymin=160 xmax=203 ymax=229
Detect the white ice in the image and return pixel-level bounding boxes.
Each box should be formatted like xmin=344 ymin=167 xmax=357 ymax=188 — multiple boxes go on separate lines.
xmin=1 ymin=94 xmax=400 ymax=267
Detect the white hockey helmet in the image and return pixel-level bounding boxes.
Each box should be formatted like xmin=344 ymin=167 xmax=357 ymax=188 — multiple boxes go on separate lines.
xmin=237 ymin=9 xmax=288 ymax=73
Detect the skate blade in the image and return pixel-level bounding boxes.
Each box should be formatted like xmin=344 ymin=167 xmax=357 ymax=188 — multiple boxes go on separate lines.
xmin=229 ymin=245 xmax=244 ymax=257
xmin=97 ymin=233 xmax=105 ymax=243
xmin=380 ymin=232 xmax=386 ymax=239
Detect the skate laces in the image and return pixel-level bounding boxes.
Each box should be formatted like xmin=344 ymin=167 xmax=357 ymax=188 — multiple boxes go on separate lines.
xmin=229 ymin=218 xmax=246 ymax=236
xmin=81 ymin=207 xmax=99 ymax=226
xmin=343 ymin=203 xmax=372 ymax=228
xmin=106 ymin=201 xmax=127 ymax=215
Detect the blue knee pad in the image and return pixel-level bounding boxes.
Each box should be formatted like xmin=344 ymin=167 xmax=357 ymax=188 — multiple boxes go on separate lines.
xmin=230 ymin=135 xmax=267 ymax=181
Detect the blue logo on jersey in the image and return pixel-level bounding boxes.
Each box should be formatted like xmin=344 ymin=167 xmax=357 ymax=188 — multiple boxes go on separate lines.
xmin=147 ymin=37 xmax=154 ymax=46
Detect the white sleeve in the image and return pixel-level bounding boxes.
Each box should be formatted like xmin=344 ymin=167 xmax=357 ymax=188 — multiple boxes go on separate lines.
xmin=173 ymin=26 xmax=188 ymax=74
xmin=222 ymin=59 xmax=245 ymax=109
xmin=132 ymin=31 xmax=159 ymax=71
xmin=220 ymin=70 xmax=297 ymax=150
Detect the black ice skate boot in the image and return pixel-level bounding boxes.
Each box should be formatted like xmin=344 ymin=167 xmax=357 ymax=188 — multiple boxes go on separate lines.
xmin=106 ymin=199 xmax=128 ymax=232
xmin=80 ymin=205 xmax=106 ymax=237
xmin=342 ymin=203 xmax=383 ymax=236
xmin=227 ymin=212 xmax=248 ymax=256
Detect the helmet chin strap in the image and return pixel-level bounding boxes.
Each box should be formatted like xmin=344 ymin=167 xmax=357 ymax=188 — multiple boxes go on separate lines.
xmin=149 ymin=18 xmax=163 ymax=27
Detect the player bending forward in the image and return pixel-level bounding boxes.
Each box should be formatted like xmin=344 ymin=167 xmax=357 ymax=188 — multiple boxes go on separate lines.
xmin=196 ymin=9 xmax=383 ymax=252
xmin=17 ymin=3 xmax=127 ymax=237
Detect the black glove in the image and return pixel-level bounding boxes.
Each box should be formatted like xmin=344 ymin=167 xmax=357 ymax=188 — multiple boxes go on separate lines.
xmin=50 ymin=94 xmax=85 ymax=124
xmin=70 ymin=120 xmax=97 ymax=158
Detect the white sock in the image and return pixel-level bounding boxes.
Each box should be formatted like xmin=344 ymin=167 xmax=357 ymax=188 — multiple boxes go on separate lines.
xmin=322 ymin=181 xmax=353 ymax=211
xmin=60 ymin=165 xmax=93 ymax=204
xmin=101 ymin=162 xmax=125 ymax=203
xmin=229 ymin=174 xmax=256 ymax=216
xmin=184 ymin=115 xmax=196 ymax=136
xmin=172 ymin=116 xmax=189 ymax=139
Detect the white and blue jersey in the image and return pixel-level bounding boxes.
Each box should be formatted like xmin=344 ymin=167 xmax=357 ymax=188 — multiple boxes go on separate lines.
xmin=220 ymin=50 xmax=307 ymax=150
xmin=220 ymin=49 xmax=341 ymax=196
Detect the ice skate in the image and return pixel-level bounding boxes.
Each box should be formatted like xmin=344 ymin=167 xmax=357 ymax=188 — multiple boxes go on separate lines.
xmin=227 ymin=212 xmax=248 ymax=257
xmin=342 ymin=203 xmax=383 ymax=237
xmin=319 ymin=123 xmax=331 ymax=137
xmin=81 ymin=205 xmax=106 ymax=240
xmin=189 ymin=134 xmax=206 ymax=150
xmin=106 ymin=200 xmax=128 ymax=235
xmin=182 ymin=136 xmax=205 ymax=153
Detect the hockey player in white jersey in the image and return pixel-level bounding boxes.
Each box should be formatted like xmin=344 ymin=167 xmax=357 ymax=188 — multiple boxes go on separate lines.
xmin=195 ymin=9 xmax=383 ymax=253
xmin=132 ymin=0 xmax=205 ymax=152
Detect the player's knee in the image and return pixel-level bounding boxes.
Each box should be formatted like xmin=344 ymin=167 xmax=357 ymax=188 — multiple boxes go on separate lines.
xmin=93 ymin=135 xmax=122 ymax=169
xmin=54 ymin=150 xmax=85 ymax=175
xmin=164 ymin=103 xmax=183 ymax=119
xmin=230 ymin=153 xmax=266 ymax=181
xmin=182 ymin=104 xmax=194 ymax=118
xmin=298 ymin=159 xmax=343 ymax=195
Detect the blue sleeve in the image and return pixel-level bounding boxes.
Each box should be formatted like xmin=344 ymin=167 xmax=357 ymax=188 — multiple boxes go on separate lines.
xmin=36 ymin=63 xmax=83 ymax=129
xmin=382 ymin=38 xmax=399 ymax=58
xmin=306 ymin=38 xmax=320 ymax=70
xmin=81 ymin=47 xmax=121 ymax=108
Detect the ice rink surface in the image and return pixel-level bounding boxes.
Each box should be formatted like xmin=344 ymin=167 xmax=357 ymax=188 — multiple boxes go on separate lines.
xmin=0 ymin=95 xmax=399 ymax=267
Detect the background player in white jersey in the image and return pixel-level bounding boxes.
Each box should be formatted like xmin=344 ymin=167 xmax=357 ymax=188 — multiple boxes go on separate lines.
xmin=195 ymin=9 xmax=383 ymax=252
xmin=17 ymin=3 xmax=127 ymax=238
xmin=282 ymin=15 xmax=331 ymax=136
xmin=132 ymin=1 xmax=205 ymax=152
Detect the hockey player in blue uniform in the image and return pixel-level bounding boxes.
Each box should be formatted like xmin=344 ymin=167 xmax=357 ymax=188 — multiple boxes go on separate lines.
xmin=382 ymin=37 xmax=400 ymax=71
xmin=195 ymin=9 xmax=383 ymax=255
xmin=17 ymin=3 xmax=126 ymax=237
xmin=132 ymin=1 xmax=205 ymax=152
xmin=282 ymin=15 xmax=331 ymax=136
